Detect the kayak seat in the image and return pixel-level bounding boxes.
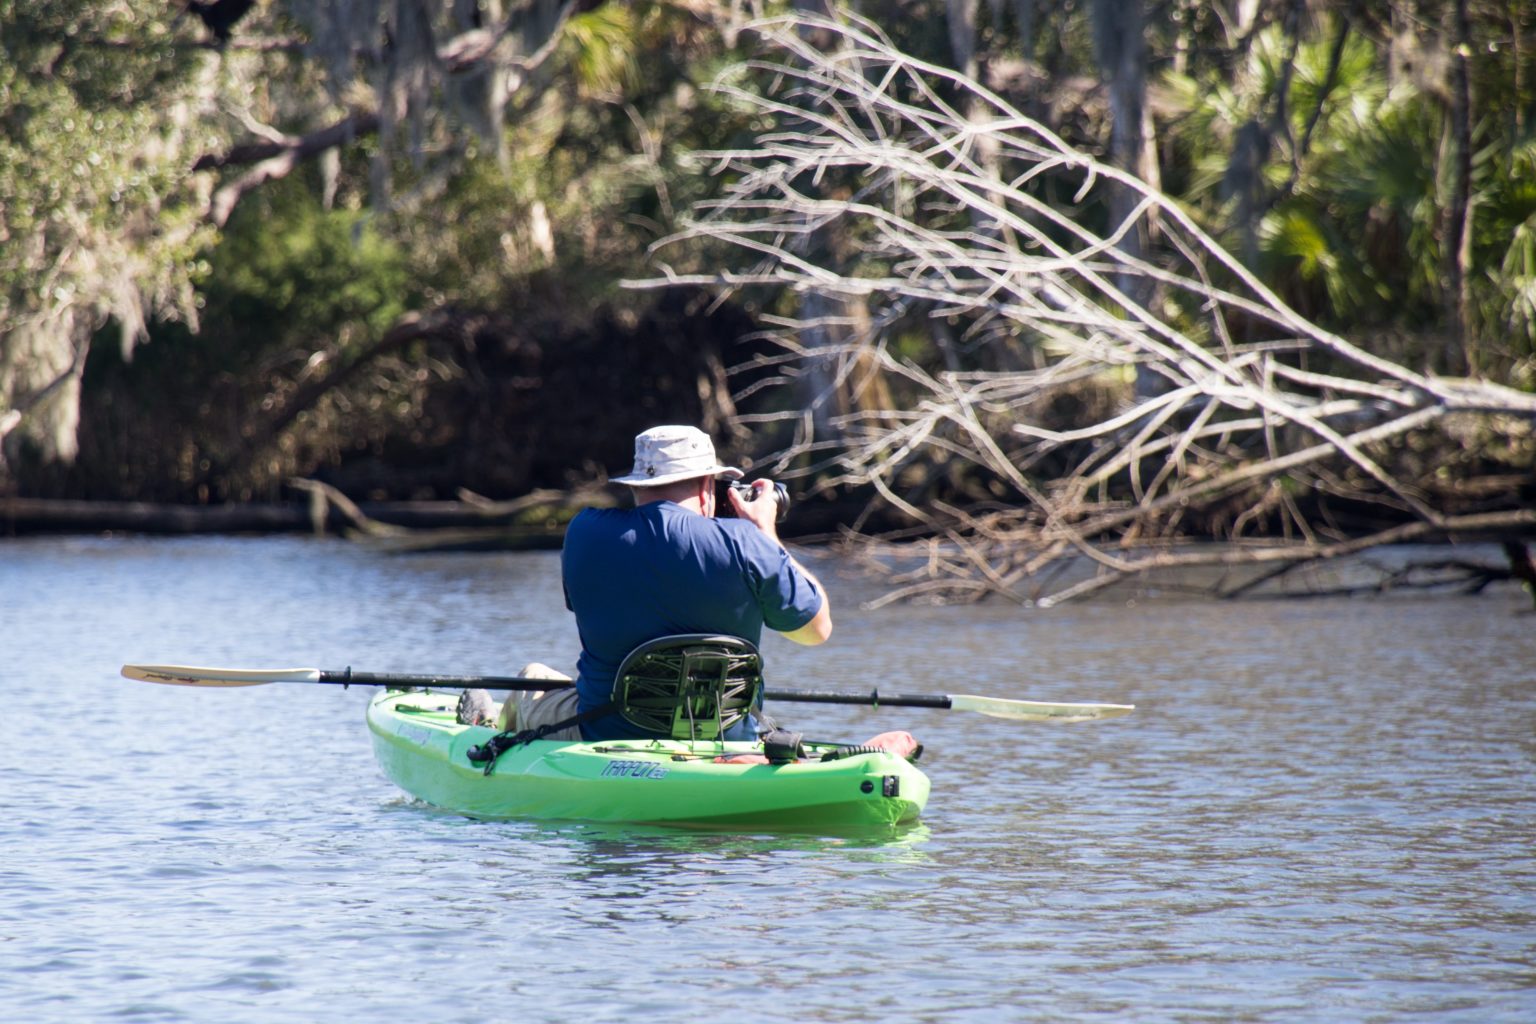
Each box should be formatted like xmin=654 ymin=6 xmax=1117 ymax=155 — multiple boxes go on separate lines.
xmin=613 ymin=634 xmax=763 ymax=741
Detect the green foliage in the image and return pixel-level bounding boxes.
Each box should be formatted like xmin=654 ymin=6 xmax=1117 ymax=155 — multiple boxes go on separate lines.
xmin=208 ymin=183 xmax=411 ymax=352
xmin=66 ymin=182 xmax=414 ymax=501
xmin=1258 ymin=206 xmax=1366 ymax=318
xmin=0 ymin=0 xmax=192 ymax=105
xmin=1158 ymin=11 xmax=1536 ymax=371
xmin=1264 ymin=98 xmax=1444 ymax=327
xmin=0 ymin=0 xmax=216 ymax=334
xmin=383 ymin=1 xmax=760 ymax=315
xmin=1470 ymin=138 xmax=1536 ymax=356
xmin=562 ymin=3 xmax=642 ymax=98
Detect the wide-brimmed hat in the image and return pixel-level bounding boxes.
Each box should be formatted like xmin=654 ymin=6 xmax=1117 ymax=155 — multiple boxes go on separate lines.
xmin=610 ymin=425 xmax=743 ymax=487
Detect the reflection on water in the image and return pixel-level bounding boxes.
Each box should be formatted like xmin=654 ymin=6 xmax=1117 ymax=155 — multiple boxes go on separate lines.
xmin=1 ymin=535 xmax=1533 ymax=1022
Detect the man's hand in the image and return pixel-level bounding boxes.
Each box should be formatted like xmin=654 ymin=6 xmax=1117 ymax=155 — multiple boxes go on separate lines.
xmin=728 ymin=477 xmax=832 ymax=645
xmin=728 ymin=479 xmax=783 ymax=540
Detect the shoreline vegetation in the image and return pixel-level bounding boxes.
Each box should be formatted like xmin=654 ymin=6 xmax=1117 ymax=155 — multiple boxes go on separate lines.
xmin=5 ymin=486 xmax=1532 ymax=610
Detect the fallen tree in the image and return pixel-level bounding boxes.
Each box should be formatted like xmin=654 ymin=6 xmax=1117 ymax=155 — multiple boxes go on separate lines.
xmin=634 ymin=11 xmax=1536 ymax=606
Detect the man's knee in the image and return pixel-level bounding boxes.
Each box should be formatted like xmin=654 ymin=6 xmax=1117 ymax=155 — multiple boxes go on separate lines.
xmin=519 ymin=662 xmax=572 ymax=681
xmin=498 ymin=683 xmax=580 ymax=735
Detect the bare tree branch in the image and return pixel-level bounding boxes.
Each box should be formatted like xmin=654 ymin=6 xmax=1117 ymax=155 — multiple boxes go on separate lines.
xmin=629 ymin=10 xmax=1536 ymax=606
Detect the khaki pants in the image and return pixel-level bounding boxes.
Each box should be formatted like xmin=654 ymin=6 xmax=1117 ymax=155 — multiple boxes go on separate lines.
xmin=496 ymin=663 xmax=583 ymax=740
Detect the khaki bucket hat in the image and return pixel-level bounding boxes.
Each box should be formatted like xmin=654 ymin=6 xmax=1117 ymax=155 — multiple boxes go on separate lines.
xmin=610 ymin=425 xmax=743 ymax=487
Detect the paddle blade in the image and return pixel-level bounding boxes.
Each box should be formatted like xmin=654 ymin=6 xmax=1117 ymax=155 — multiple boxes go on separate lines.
xmin=121 ymin=664 xmax=321 ymax=687
xmin=947 ymin=694 xmax=1135 ymax=722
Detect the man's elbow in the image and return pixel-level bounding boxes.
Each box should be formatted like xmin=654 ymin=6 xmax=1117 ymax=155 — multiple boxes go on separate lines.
xmin=783 ymin=604 xmax=833 ymax=646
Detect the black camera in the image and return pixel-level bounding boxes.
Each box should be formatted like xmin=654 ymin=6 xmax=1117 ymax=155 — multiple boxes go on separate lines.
xmin=729 ymin=480 xmax=791 ymax=523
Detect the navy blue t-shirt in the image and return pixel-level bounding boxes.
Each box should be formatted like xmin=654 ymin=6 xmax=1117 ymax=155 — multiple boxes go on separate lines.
xmin=561 ymin=501 xmax=824 ymax=740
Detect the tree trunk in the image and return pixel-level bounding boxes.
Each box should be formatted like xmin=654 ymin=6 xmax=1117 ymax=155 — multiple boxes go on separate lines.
xmin=0 ymin=317 xmax=92 ymax=483
xmin=795 ymin=291 xmax=893 ymax=449
xmin=1092 ymin=0 xmax=1155 ymax=395
xmin=1443 ymin=0 xmax=1476 ymax=375
xmin=1012 ymin=0 xmax=1035 ymax=57
xmin=947 ymin=0 xmax=980 ymax=80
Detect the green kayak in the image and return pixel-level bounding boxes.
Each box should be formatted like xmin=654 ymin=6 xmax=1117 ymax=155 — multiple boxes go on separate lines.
xmin=367 ymin=688 xmax=929 ymax=829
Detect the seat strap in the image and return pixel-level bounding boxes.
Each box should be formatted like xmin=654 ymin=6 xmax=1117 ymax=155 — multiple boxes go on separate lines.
xmin=465 ymin=702 xmax=617 ymax=776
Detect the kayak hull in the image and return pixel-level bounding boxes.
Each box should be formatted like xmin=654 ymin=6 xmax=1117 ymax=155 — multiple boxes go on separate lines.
xmin=366 ymin=689 xmax=929 ymax=829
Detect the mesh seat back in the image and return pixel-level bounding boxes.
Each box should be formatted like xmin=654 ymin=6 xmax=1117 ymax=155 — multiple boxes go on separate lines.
xmin=612 ymin=634 xmax=763 ymax=741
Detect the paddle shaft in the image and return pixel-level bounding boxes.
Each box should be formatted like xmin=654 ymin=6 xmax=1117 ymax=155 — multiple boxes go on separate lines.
xmin=763 ymin=687 xmax=951 ymax=710
xmin=121 ymin=664 xmax=1132 ymax=720
xmin=317 ymin=669 xmax=566 ymax=691
xmin=329 ymin=672 xmax=949 ymax=709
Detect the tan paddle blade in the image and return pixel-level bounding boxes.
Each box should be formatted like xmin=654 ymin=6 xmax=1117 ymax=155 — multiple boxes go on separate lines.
xmin=946 ymin=694 xmax=1135 ymax=722
xmin=122 ymin=664 xmax=322 ymax=687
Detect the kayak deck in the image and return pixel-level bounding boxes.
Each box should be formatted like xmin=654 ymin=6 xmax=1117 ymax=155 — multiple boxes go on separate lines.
xmin=366 ymin=689 xmax=929 ymax=830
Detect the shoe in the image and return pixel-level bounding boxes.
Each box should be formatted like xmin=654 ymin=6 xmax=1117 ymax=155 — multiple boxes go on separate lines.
xmin=456 ymin=688 xmax=496 ymax=726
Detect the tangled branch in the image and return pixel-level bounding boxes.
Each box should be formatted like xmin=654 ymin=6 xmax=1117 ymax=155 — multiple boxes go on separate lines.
xmin=631 ymin=11 xmax=1536 ymax=605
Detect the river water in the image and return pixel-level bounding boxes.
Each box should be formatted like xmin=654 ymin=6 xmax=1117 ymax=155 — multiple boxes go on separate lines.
xmin=1 ymin=535 xmax=1532 ymax=1022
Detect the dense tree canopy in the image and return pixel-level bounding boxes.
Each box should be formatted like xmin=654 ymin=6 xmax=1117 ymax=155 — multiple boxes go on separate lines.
xmin=3 ymin=0 xmax=756 ymax=496
xmin=1 ymin=0 xmax=218 ymax=467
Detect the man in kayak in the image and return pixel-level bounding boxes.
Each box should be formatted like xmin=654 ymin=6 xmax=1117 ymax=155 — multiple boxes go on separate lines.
xmin=459 ymin=424 xmax=831 ymax=740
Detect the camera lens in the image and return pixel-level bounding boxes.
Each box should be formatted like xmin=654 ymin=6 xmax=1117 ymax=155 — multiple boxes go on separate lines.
xmin=728 ymin=480 xmax=790 ymax=522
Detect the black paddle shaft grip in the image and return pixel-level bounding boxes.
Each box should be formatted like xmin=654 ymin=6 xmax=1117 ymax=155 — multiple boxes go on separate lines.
xmin=317 ymin=669 xmax=571 ymax=691
xmin=762 ymin=688 xmax=953 ymax=710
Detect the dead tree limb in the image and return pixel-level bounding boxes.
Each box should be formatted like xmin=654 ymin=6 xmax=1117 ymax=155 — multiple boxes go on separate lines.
xmin=629 ymin=10 xmax=1536 ymax=606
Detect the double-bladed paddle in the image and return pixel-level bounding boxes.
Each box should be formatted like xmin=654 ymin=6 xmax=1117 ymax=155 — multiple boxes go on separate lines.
xmin=121 ymin=663 xmax=1134 ymax=722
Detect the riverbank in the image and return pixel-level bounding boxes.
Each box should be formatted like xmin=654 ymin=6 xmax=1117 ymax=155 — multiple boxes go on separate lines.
xmin=0 ymin=490 xmax=572 ymax=550
xmin=0 ymin=482 xmax=878 ymax=549
xmin=7 ymin=489 xmax=1531 ymax=608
